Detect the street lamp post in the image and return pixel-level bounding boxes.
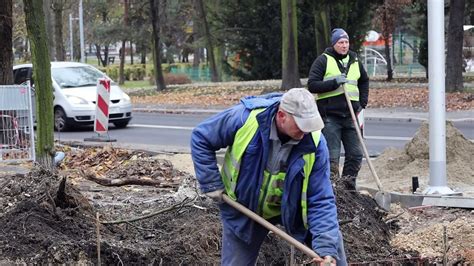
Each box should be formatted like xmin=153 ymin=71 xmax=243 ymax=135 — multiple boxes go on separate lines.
xmin=79 ymin=0 xmax=85 ymax=63
xmin=68 ymin=1 xmax=85 ymax=62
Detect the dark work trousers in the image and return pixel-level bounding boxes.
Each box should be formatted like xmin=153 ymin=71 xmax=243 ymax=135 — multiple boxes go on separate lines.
xmin=322 ymin=115 xmax=363 ymax=178
xmin=221 ymin=219 xmax=348 ymax=265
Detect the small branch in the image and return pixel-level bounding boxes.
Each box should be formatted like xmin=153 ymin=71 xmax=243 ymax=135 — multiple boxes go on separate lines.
xmin=96 ymin=212 xmax=101 ymax=266
xmin=81 ymin=169 xmax=166 ymax=187
xmin=339 ymin=219 xmax=353 ymax=226
xmin=101 ymin=197 xmax=191 ymax=225
xmin=383 ymin=210 xmax=405 ymax=224
xmin=443 ymin=225 xmax=447 ymax=266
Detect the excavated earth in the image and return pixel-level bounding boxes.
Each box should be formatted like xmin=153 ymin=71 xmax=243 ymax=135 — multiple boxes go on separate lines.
xmin=0 ymin=139 xmax=471 ymax=264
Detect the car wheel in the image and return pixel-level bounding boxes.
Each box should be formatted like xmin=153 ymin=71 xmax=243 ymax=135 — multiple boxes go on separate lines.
xmin=54 ymin=107 xmax=71 ymax=131
xmin=113 ymin=121 xmax=129 ymax=128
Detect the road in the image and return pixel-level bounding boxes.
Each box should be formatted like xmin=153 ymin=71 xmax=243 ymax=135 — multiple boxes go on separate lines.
xmin=55 ymin=112 xmax=474 ymax=155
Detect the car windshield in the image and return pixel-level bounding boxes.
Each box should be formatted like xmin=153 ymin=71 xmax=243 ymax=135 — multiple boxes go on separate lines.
xmin=51 ymin=66 xmax=108 ymax=88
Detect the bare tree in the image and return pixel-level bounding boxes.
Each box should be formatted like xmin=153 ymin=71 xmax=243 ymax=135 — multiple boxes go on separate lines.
xmin=24 ymin=0 xmax=55 ymax=169
xmin=51 ymin=0 xmax=68 ymax=61
xmin=446 ymin=0 xmax=465 ymax=92
xmin=0 ymin=0 xmax=14 ymax=84
xmin=281 ymin=0 xmax=301 ymax=90
xmin=196 ymin=0 xmax=219 ymax=82
xmin=119 ymin=0 xmax=129 ymax=85
xmin=150 ymin=0 xmax=166 ymax=90
xmin=374 ymin=0 xmax=411 ymax=81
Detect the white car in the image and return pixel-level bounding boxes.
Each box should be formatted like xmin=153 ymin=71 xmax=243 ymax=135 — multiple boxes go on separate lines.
xmin=13 ymin=62 xmax=133 ymax=131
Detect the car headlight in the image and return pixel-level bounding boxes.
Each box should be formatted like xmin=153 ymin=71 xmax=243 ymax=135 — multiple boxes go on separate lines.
xmin=122 ymin=94 xmax=131 ymax=104
xmin=66 ymin=95 xmax=88 ymax=105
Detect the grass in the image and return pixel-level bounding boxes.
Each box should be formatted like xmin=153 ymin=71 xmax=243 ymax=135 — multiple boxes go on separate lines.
xmin=121 ymin=80 xmax=154 ymax=90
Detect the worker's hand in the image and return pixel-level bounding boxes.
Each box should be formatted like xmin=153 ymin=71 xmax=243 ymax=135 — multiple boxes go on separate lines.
xmin=335 ymin=75 xmax=347 ymax=85
xmin=320 ymin=256 xmax=336 ymax=266
xmin=305 ymin=255 xmax=335 ymax=266
xmin=205 ymin=189 xmax=224 ymax=203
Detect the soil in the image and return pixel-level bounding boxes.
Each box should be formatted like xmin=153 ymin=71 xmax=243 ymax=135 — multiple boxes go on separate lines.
xmin=358 ymin=121 xmax=474 ymax=196
xmin=0 ymin=145 xmax=429 ymax=265
xmin=357 ymin=121 xmax=474 ymax=262
xmin=1 ymin=127 xmax=473 ymax=264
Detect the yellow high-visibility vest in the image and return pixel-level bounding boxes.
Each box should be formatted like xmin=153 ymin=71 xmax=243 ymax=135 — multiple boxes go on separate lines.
xmin=221 ymin=108 xmax=321 ymax=227
xmin=317 ymin=53 xmax=361 ymax=101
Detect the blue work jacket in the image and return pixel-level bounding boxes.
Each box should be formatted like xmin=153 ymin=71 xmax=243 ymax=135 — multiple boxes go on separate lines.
xmin=190 ymin=94 xmax=340 ymax=257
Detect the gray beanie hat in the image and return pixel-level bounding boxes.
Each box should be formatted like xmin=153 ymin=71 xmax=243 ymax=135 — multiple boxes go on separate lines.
xmin=331 ymin=28 xmax=349 ymax=46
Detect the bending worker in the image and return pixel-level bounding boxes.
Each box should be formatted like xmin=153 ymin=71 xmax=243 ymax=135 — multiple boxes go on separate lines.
xmin=307 ymin=28 xmax=369 ymax=190
xmin=191 ymin=88 xmax=347 ymax=265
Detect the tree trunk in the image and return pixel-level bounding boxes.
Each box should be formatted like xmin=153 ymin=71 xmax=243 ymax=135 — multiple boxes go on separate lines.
xmin=130 ymin=41 xmax=134 ymax=65
xmin=24 ymin=0 xmax=55 ymax=169
xmin=42 ymin=0 xmax=55 ymax=60
xmin=52 ymin=0 xmax=65 ymax=61
xmin=313 ymin=3 xmax=330 ymax=56
xmin=119 ymin=40 xmax=126 ymax=84
xmin=384 ymin=36 xmax=393 ymax=81
xmin=192 ymin=3 xmax=201 ymax=68
xmin=0 ymin=0 xmax=14 ymax=85
xmin=140 ymin=42 xmax=146 ymax=64
xmin=196 ymin=0 xmax=219 ymax=82
xmin=446 ymin=0 xmax=465 ymax=92
xmin=281 ymin=0 xmax=301 ymax=90
xmin=119 ymin=0 xmax=129 ymax=85
xmin=150 ymin=0 xmax=166 ymax=91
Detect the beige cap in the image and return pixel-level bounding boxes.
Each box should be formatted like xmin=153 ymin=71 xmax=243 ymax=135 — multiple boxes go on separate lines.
xmin=280 ymin=88 xmax=324 ymax=133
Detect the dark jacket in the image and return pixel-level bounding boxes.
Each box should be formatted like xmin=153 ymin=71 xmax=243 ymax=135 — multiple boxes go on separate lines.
xmin=307 ymin=47 xmax=369 ymax=118
xmin=190 ymin=94 xmax=340 ymax=257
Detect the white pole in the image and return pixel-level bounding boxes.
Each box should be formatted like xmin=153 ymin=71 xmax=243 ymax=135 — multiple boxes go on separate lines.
xmin=79 ymin=0 xmax=85 ymax=63
xmin=69 ymin=14 xmax=74 ymax=61
xmin=423 ymin=0 xmax=456 ymax=195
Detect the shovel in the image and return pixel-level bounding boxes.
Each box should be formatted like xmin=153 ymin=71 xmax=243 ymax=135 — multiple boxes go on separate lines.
xmin=342 ymin=84 xmax=391 ymax=211
xmin=222 ymin=194 xmax=324 ymax=262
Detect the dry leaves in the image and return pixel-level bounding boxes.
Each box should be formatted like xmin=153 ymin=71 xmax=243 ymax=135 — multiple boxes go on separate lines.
xmin=368 ymin=88 xmax=473 ymax=111
xmin=131 ymin=85 xmax=473 ymax=111
xmin=58 ymin=145 xmax=185 ymax=189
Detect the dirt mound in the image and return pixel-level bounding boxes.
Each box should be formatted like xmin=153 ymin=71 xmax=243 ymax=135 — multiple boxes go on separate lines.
xmin=0 ymin=145 xmax=455 ymax=264
xmin=357 ymin=121 xmax=474 ymax=263
xmin=359 ymin=121 xmax=474 ymax=195
xmin=332 ymin=176 xmax=418 ymax=263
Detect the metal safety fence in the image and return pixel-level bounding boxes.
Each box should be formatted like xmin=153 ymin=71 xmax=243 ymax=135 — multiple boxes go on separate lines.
xmin=0 ymin=85 xmax=35 ymax=162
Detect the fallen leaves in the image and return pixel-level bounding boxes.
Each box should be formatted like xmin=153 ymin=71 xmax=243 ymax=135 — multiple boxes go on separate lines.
xmin=131 ymin=84 xmax=473 ymax=111
xmin=368 ymin=88 xmax=473 ymax=111
xmin=59 ymin=146 xmax=184 ymax=189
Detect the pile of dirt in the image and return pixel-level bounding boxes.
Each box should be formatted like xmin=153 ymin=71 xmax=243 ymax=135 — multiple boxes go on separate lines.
xmin=359 ymin=121 xmax=474 ymax=195
xmin=389 ymin=205 xmax=474 ymax=263
xmin=357 ymin=121 xmax=474 ymax=263
xmin=0 ymin=145 xmax=450 ymax=264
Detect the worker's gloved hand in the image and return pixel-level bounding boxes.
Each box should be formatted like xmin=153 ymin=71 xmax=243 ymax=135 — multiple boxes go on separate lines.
xmin=205 ymin=189 xmax=224 ymax=203
xmin=335 ymin=75 xmax=347 ymax=85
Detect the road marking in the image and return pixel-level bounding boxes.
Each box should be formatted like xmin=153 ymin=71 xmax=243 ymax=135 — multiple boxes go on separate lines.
xmin=129 ymin=124 xmax=194 ymax=130
xmin=128 ymin=125 xmax=474 ymax=142
xmin=364 ymin=136 xmax=412 ymax=141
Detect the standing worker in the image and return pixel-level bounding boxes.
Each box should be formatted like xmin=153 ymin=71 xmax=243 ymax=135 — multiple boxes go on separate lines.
xmin=307 ymin=28 xmax=369 ymax=190
xmin=191 ymin=88 xmax=347 ymax=265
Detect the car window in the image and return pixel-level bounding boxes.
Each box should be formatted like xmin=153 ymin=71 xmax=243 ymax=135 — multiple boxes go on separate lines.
xmin=51 ymin=66 xmax=109 ymax=88
xmin=13 ymin=67 xmax=31 ymax=85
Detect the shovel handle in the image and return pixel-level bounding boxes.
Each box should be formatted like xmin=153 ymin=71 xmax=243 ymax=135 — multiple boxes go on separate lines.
xmin=342 ymin=85 xmax=384 ymax=191
xmin=222 ymin=194 xmax=321 ymax=260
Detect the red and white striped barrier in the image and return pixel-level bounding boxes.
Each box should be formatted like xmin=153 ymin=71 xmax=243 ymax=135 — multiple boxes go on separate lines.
xmin=94 ymin=79 xmax=111 ymax=134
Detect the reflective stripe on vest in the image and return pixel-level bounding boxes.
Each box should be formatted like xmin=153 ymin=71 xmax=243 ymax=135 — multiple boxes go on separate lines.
xmin=220 ymin=107 xmax=321 ymax=228
xmin=317 ymin=53 xmax=361 ymax=100
xmin=221 ymin=109 xmax=264 ymax=201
